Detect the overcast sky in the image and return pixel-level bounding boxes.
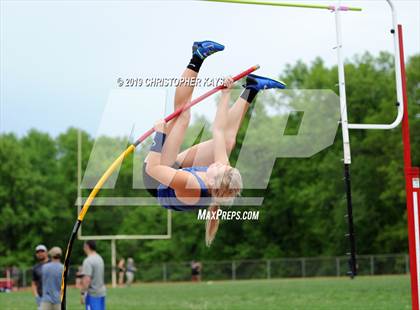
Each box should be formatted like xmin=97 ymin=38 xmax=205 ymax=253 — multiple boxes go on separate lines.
xmin=1 ymin=0 xmax=419 ymax=138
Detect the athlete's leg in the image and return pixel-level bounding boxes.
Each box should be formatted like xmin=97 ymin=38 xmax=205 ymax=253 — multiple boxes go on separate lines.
xmin=143 ymin=43 xmax=203 ymax=191
xmin=160 ymin=109 xmax=190 ymax=166
xmin=166 ymin=40 xmax=225 ymax=135
xmin=176 ymin=96 xmax=250 ymax=167
xmin=176 ymin=74 xmax=286 ymax=168
xmin=223 ymin=97 xmax=250 ymax=148
xmin=158 ymin=40 xmax=225 ymax=166
xmin=164 ymin=68 xmax=197 ymax=135
xmin=146 ymin=67 xmax=196 ymax=167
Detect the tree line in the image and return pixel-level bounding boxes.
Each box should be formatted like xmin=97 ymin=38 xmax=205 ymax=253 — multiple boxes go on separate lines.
xmin=0 ymin=52 xmax=419 ymax=268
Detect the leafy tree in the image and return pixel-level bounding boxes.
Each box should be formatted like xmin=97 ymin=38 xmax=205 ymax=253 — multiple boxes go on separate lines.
xmin=0 ymin=53 xmax=419 ymax=269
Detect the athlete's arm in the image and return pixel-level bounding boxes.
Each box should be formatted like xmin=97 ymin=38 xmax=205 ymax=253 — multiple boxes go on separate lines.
xmin=146 ymin=120 xmax=200 ymax=192
xmin=213 ymin=77 xmax=233 ymax=165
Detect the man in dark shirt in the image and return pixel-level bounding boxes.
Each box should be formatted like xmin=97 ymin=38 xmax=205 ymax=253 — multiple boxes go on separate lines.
xmin=32 ymin=244 xmax=49 ymax=310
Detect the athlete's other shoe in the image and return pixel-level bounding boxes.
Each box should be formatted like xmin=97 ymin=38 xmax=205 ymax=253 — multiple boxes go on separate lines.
xmin=192 ymin=40 xmax=225 ymax=60
xmin=244 ymin=74 xmax=286 ymax=90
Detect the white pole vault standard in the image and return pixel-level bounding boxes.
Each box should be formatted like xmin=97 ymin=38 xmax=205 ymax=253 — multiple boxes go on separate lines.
xmin=334 ymin=1 xmax=351 ymax=165
xmin=334 ymin=0 xmax=357 ymax=278
xmin=207 ymin=0 xmax=362 ymax=278
xmin=214 ymin=0 xmax=418 ymax=304
xmin=347 ymin=0 xmax=404 ymax=130
xmin=335 ymin=0 xmax=419 ymax=306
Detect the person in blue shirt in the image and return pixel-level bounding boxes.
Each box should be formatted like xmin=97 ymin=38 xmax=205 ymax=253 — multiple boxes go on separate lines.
xmin=143 ymin=40 xmax=285 ymax=246
xmin=40 ymin=247 xmax=63 ymax=310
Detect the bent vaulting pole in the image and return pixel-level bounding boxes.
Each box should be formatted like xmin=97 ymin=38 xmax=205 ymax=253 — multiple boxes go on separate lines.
xmin=205 ymin=0 xmax=362 ymax=11
xmin=60 ymin=64 xmax=259 ymax=310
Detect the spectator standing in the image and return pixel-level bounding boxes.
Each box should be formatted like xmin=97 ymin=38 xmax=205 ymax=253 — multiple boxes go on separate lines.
xmin=75 ymin=265 xmax=83 ymax=289
xmin=11 ymin=266 xmax=20 ymax=290
xmin=117 ymin=258 xmax=125 ymax=286
xmin=40 ymin=247 xmax=63 ymax=310
xmin=191 ymin=261 xmax=202 ymax=282
xmin=32 ymin=245 xmax=49 ymax=310
xmin=125 ymin=258 xmax=137 ymax=287
xmin=81 ymin=241 xmax=106 ymax=310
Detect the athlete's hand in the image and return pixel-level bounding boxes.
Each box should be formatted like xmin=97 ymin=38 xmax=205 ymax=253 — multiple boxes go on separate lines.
xmin=153 ymin=119 xmax=166 ymax=133
xmin=222 ymin=76 xmax=234 ymax=92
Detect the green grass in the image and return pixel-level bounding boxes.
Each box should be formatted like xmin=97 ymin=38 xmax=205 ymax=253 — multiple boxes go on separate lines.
xmin=0 ymin=275 xmax=410 ymax=310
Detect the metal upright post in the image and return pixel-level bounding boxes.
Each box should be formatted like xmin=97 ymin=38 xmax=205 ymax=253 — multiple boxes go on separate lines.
xmin=334 ymin=1 xmax=357 ymax=278
xmin=163 ymin=263 xmax=167 ymax=282
xmin=370 ymin=256 xmax=374 ymax=275
xmin=267 ymin=260 xmax=271 ymax=279
xmin=111 ymin=239 xmax=116 ymax=288
xmin=336 ymin=257 xmax=340 ymax=277
xmin=22 ymin=269 xmax=27 ymax=287
xmin=77 ymin=130 xmax=82 ymax=239
xmin=301 ymin=258 xmax=306 ymax=277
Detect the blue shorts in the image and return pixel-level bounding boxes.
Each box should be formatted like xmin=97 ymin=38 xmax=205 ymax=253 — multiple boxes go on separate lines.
xmin=85 ymin=294 xmax=105 ymax=310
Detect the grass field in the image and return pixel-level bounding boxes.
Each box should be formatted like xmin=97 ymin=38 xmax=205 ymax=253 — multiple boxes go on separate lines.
xmin=0 ymin=275 xmax=411 ymax=310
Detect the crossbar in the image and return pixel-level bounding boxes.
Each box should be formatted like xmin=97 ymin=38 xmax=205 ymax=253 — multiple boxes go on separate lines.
xmin=205 ymin=0 xmax=362 ymax=11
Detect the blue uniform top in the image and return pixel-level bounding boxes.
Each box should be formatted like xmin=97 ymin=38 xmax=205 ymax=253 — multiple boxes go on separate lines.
xmin=41 ymin=261 xmax=63 ymax=304
xmin=157 ymin=166 xmax=210 ymax=211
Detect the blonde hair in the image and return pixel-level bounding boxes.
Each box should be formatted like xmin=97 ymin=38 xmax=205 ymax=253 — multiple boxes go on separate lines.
xmin=205 ymin=167 xmax=243 ymax=247
xmin=209 ymin=167 xmax=242 ymax=203
xmin=205 ymin=204 xmax=220 ymax=247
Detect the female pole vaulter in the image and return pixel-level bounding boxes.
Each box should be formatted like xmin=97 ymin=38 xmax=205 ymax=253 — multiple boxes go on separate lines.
xmin=143 ymin=40 xmax=286 ymax=246
xmin=61 ymin=45 xmax=266 ymax=310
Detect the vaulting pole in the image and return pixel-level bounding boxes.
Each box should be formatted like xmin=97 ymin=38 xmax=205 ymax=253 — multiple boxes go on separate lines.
xmin=60 ymin=64 xmax=259 ymax=310
xmin=205 ymin=0 xmax=362 ymax=11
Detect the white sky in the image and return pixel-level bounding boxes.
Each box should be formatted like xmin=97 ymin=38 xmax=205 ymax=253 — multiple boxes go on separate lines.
xmin=1 ymin=0 xmax=419 ymax=138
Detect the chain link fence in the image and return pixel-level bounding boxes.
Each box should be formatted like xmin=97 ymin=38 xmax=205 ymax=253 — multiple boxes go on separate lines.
xmin=0 ymin=254 xmax=409 ymax=289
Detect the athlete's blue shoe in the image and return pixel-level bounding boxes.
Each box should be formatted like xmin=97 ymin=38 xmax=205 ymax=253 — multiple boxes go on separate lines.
xmin=244 ymin=74 xmax=286 ymax=90
xmin=192 ymin=40 xmax=225 ymax=60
